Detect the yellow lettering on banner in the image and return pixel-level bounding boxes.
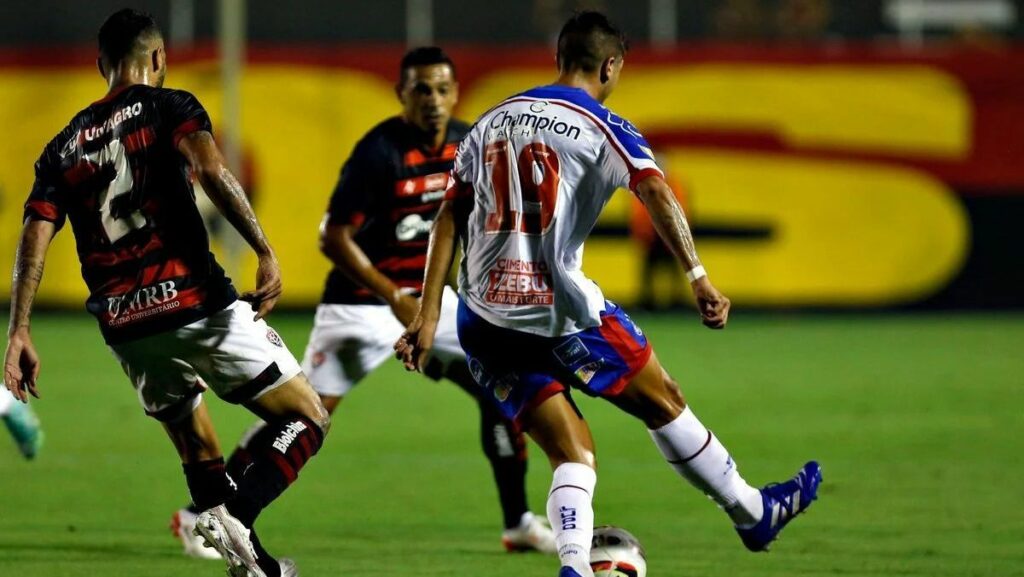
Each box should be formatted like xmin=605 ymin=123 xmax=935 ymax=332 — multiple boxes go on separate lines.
xmin=584 ymin=150 xmax=969 ymax=306
xmin=0 ymin=63 xmax=973 ymax=308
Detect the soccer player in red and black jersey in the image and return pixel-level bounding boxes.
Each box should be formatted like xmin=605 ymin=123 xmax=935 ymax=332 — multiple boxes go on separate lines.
xmin=3 ymin=10 xmax=326 ymax=576
xmin=207 ymin=47 xmax=555 ymax=554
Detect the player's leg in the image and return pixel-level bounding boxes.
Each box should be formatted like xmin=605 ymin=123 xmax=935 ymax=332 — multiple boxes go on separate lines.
xmin=176 ymin=302 xmax=327 ymax=575
xmin=457 ymin=298 xmax=596 ymax=574
xmin=431 ymin=287 xmax=553 ymax=551
xmin=442 ymin=361 xmax=556 ymax=552
xmin=609 ymin=343 xmax=822 ymax=551
xmin=608 ymin=351 xmax=766 ymax=522
xmin=108 ymin=331 xmax=262 ymax=570
xmin=160 ymin=397 xmax=277 ymax=574
xmin=214 ymin=306 xmax=351 ymax=497
xmin=519 ymin=391 xmax=598 ymax=577
xmin=0 ymin=386 xmax=43 ymax=459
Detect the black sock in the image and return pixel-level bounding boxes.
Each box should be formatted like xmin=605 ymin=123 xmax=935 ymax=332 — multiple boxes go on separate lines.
xmin=225 ymin=415 xmax=325 ymax=527
xmin=250 ymin=528 xmax=281 ymax=577
xmin=480 ymin=405 xmax=530 ymax=529
xmin=182 ymin=458 xmax=233 ymax=512
xmin=225 ymin=421 xmax=273 ymax=485
xmin=184 ymin=423 xmax=271 ymax=512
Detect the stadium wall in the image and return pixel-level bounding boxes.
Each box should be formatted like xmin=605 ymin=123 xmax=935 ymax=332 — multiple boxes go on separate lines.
xmin=1 ymin=44 xmax=1021 ymax=309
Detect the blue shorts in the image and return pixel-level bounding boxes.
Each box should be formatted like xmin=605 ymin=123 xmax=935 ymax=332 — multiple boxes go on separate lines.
xmin=457 ymin=299 xmax=653 ymax=421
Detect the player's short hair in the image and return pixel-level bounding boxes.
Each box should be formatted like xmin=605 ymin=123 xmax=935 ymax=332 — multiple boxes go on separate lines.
xmin=399 ymin=47 xmax=456 ymax=82
xmin=557 ymin=10 xmax=629 ymax=74
xmin=98 ymin=9 xmax=161 ymax=69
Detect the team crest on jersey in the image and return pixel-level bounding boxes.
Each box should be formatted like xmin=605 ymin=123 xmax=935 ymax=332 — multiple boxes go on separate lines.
xmin=266 ymin=328 xmax=284 ymax=348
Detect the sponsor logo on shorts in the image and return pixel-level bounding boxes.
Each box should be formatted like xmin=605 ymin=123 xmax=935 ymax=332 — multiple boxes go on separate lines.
xmin=272 ymin=420 xmax=308 ymax=454
xmin=468 ymin=358 xmax=490 ymax=387
xmin=574 ymin=359 xmax=604 ymax=385
xmin=554 ymin=336 xmax=589 ymax=366
xmin=266 ymin=328 xmax=283 ymax=347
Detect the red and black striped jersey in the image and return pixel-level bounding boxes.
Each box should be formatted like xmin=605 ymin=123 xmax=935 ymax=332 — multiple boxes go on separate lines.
xmin=24 ymin=84 xmax=236 ymax=344
xmin=321 ymin=116 xmax=469 ymax=304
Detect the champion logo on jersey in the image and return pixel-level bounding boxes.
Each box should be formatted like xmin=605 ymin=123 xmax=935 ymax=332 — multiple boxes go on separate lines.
xmin=266 ymin=328 xmax=283 ymax=347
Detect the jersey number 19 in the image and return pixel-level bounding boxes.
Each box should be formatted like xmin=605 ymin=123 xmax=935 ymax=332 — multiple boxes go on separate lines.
xmin=484 ymin=141 xmax=560 ymax=235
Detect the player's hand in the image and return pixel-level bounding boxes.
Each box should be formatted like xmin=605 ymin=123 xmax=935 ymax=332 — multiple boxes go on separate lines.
xmin=394 ymin=314 xmax=439 ymax=372
xmin=241 ymin=254 xmax=283 ymax=321
xmin=691 ymin=277 xmax=730 ymax=329
xmin=388 ymin=293 xmax=420 ymax=327
xmin=3 ymin=328 xmax=41 ymax=403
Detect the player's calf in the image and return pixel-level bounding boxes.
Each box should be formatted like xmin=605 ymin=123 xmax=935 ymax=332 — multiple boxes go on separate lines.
xmin=225 ymin=412 xmax=326 ymax=527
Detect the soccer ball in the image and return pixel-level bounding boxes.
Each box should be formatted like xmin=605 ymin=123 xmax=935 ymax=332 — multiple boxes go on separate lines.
xmin=590 ymin=526 xmax=647 ymax=577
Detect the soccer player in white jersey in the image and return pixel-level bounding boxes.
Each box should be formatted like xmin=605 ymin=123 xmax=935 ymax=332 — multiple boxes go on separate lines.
xmin=397 ymin=11 xmax=823 ymax=577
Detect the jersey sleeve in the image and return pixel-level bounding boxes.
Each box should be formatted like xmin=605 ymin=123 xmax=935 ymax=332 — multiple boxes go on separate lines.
xmin=160 ymin=89 xmax=214 ymax=148
xmin=596 ymin=110 xmax=664 ymax=193
xmin=444 ymin=130 xmax=477 ymax=201
xmin=325 ymin=137 xmax=386 ymax=228
xmin=23 ymin=146 xmax=68 ymax=230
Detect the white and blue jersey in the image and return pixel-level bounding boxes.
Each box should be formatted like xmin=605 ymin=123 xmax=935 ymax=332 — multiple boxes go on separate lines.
xmin=447 ymin=84 xmax=663 ymax=419
xmin=448 ymin=85 xmax=664 ymax=337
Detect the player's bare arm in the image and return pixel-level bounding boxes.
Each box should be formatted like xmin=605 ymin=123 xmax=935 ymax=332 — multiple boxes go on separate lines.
xmin=4 ymin=219 xmax=56 ymax=402
xmin=177 ymin=131 xmax=281 ymax=320
xmin=395 ymin=198 xmax=458 ymax=371
xmin=320 ymin=221 xmax=418 ymax=325
xmin=635 ymin=174 xmax=730 ymax=329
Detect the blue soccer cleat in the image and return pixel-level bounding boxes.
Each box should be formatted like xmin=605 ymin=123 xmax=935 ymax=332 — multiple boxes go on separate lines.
xmin=2 ymin=402 xmax=43 ymax=460
xmin=559 ymin=567 xmax=587 ymax=577
xmin=736 ymin=461 xmax=822 ymax=552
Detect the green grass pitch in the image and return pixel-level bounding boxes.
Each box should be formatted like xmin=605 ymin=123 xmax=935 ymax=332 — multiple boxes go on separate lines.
xmin=0 ymin=311 xmax=1021 ymax=576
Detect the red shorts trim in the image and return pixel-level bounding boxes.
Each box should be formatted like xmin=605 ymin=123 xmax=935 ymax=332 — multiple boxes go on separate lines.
xmin=602 ymin=342 xmax=653 ymax=397
xmin=521 ymin=380 xmax=567 ymax=416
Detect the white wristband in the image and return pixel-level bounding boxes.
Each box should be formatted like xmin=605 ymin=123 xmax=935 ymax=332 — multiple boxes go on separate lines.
xmin=686 ymin=265 xmax=707 ymax=283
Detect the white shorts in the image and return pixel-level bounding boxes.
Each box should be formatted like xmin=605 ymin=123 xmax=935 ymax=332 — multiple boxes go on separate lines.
xmin=109 ymin=301 xmax=303 ymax=422
xmin=301 ymin=286 xmax=464 ymax=397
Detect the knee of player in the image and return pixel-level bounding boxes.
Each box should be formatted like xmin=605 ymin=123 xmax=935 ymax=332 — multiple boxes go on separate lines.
xmin=547 ymin=447 xmax=596 ymax=471
xmin=643 ymin=376 xmax=686 ymax=429
xmin=312 ymin=409 xmax=332 ymax=437
xmin=300 ymin=397 xmax=332 ymax=437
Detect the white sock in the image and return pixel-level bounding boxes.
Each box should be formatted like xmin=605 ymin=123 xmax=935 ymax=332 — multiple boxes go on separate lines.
xmin=649 ymin=406 xmax=763 ymax=527
xmin=0 ymin=388 xmax=14 ymax=416
xmin=547 ymin=463 xmax=597 ymax=577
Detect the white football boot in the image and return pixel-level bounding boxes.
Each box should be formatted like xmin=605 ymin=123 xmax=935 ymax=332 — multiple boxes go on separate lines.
xmin=193 ymin=505 xmax=264 ymax=577
xmin=170 ymin=508 xmax=223 ymax=560
xmin=502 ymin=511 xmax=558 ymax=554
xmin=279 ymin=558 xmax=299 ymax=576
